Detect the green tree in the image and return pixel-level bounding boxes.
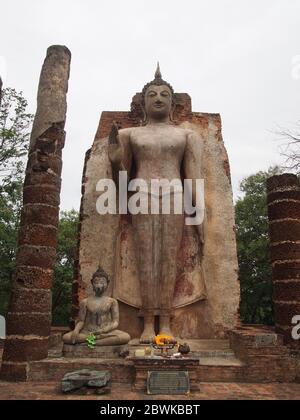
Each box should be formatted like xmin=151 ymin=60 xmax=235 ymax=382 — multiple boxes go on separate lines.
xmin=0 ymin=88 xmax=34 ymax=314
xmin=0 ymin=88 xmax=33 ymax=183
xmin=235 ymin=166 xmax=282 ymax=325
xmin=52 ymin=209 xmax=79 ymax=326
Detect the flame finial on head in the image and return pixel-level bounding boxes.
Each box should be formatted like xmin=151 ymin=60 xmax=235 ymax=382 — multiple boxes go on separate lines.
xmin=141 ymin=63 xmax=174 ymax=102
xmin=155 ymin=62 xmax=162 ymax=80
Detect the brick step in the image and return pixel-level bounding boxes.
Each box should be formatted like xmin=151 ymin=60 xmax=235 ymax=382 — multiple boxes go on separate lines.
xmin=242 ymin=346 xmax=290 ymax=357
xmin=200 ymin=356 xmax=244 ymax=366
xmin=27 ymin=333 xmax=297 ymax=384
xmin=27 ymin=352 xmax=297 ymax=384
xmin=28 ymin=357 xmax=135 ymax=383
xmin=191 ymin=350 xmax=235 ymax=358
xmin=28 ymin=359 xmax=241 ymax=385
xmin=198 ymin=356 xmax=245 ymax=382
xmin=28 ymin=355 xmax=245 ymax=384
xmin=198 ymin=356 xmax=298 ymax=383
xmin=198 ymin=366 xmax=243 ymax=383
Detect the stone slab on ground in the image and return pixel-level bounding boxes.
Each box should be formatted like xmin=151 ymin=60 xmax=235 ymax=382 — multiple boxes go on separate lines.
xmin=61 ymin=369 xmax=111 ymax=395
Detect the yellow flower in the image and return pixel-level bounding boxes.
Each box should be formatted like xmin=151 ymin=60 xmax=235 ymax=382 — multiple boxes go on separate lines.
xmin=154 ymin=334 xmax=175 ymax=346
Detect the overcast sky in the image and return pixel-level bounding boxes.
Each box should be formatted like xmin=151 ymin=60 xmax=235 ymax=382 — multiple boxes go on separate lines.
xmin=1 ymin=0 xmax=299 ymax=211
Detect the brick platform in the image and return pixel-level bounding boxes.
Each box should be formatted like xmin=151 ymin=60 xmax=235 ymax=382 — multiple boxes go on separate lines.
xmin=229 ymin=326 xmax=298 ymax=382
xmin=130 ymin=356 xmax=200 ymax=392
xmin=1 ymin=328 xmax=299 ymax=384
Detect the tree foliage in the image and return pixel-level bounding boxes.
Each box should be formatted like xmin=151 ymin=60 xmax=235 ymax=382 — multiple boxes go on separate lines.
xmin=52 ymin=209 xmax=79 ymax=326
xmin=0 ymin=88 xmax=34 ymax=314
xmin=277 ymin=122 xmax=300 ymax=174
xmin=235 ymin=166 xmax=282 ymax=325
xmin=0 ymin=88 xmax=33 ymax=184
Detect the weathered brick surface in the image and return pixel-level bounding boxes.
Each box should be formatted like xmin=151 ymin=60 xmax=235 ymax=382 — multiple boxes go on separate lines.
xmin=267 ymin=174 xmax=300 ymax=346
xmin=273 ymin=280 xmax=300 ymax=301
xmin=23 ymin=185 xmax=60 ymax=207
xmin=268 ymin=201 xmax=300 ymax=221
xmin=17 ymin=245 xmax=56 ymax=269
xmin=19 ymin=225 xmax=57 ymax=248
xmin=273 ymin=261 xmax=300 ymax=280
xmin=3 ymin=338 xmax=49 ymax=362
xmin=21 ymin=204 xmax=59 ymax=227
xmin=8 ymin=288 xmax=52 ymax=313
xmin=267 ymin=174 xmax=299 ymax=191
xmin=24 ymin=171 xmax=62 ymax=190
xmin=269 ymin=220 xmax=300 ymax=243
xmin=197 ymin=366 xmax=241 ymax=383
xmin=275 ymin=303 xmax=300 ymax=327
xmin=1 ymin=380 xmax=300 ymax=400
xmin=270 ymin=242 xmax=300 ymax=262
xmin=27 ymin=153 xmax=63 ymax=177
xmin=276 ymin=326 xmax=299 ymax=350
xmin=6 ymin=313 xmax=51 ymax=337
xmin=0 ymin=363 xmax=28 ymax=382
xmin=28 ymin=359 xmax=134 ymax=383
xmin=229 ymin=327 xmax=298 ymax=382
xmin=14 ymin=266 xmax=53 ymax=290
xmin=267 ymin=189 xmax=300 ymax=205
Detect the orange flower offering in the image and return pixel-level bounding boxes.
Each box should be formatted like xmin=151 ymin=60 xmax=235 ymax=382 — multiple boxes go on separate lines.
xmin=153 ymin=334 xmax=177 ymax=346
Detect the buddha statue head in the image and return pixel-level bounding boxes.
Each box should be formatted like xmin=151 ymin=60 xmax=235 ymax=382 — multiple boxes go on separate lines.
xmin=141 ymin=63 xmax=175 ymax=123
xmin=91 ymin=267 xmax=110 ymax=297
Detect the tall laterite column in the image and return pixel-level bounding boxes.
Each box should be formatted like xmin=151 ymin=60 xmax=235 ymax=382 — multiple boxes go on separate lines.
xmin=0 ymin=46 xmax=71 ymax=381
xmin=267 ymin=174 xmax=300 ymax=349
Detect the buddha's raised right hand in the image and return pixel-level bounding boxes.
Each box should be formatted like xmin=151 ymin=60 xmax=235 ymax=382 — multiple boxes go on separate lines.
xmin=108 ymin=121 xmax=123 ymax=166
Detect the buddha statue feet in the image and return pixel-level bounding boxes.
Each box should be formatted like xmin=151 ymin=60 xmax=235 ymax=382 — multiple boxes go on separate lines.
xmin=139 ymin=329 xmax=156 ymax=344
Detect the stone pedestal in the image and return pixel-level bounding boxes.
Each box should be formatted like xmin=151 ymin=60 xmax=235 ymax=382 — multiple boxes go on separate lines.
xmin=129 ymin=356 xmax=200 ymax=393
xmin=63 ymin=344 xmax=129 ymax=359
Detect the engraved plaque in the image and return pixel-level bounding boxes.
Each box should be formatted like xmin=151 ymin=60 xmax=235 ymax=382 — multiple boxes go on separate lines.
xmin=147 ymin=371 xmax=190 ymax=395
xmin=255 ymin=334 xmax=276 ymax=347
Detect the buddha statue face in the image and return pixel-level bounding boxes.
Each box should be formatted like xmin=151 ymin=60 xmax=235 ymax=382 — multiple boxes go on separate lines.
xmin=144 ymin=84 xmax=173 ymax=121
xmin=92 ymin=275 xmax=108 ymax=297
